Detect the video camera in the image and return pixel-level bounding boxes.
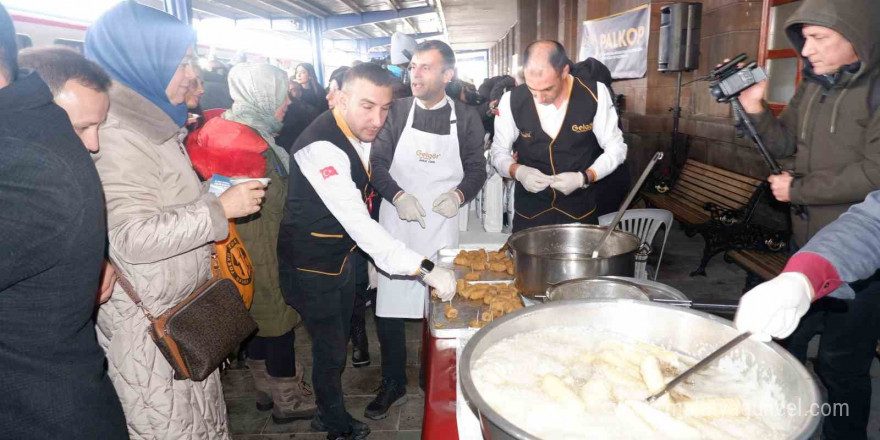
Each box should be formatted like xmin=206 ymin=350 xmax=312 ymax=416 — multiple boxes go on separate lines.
xmin=709 ymin=53 xmax=768 ymax=102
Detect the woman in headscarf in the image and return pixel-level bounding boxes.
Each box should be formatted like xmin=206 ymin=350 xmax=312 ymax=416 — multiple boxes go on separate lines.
xmin=85 ymin=3 xmax=265 ymax=438
xmin=294 ymin=62 xmax=328 ymax=112
xmin=186 ymin=63 xmax=317 ymax=424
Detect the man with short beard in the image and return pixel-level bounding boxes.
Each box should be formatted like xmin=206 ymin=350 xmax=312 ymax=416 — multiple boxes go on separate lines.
xmin=277 ymin=63 xmax=458 ymax=440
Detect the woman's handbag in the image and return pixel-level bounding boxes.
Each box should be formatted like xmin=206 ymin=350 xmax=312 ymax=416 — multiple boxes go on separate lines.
xmin=215 ymin=221 xmax=255 ymax=308
xmin=113 ymin=255 xmax=258 ymax=381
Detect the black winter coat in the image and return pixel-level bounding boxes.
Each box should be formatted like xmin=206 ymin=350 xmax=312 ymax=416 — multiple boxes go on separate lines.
xmin=0 ymin=72 xmax=127 ymax=439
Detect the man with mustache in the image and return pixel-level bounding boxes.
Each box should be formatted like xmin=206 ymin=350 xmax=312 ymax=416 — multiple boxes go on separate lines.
xmin=367 ymin=39 xmax=487 ymax=420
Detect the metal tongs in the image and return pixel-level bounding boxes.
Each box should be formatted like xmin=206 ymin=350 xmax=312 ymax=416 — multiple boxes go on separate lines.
xmin=591 ymin=152 xmax=664 ymax=258
xmin=646 ymin=332 xmax=752 ymax=403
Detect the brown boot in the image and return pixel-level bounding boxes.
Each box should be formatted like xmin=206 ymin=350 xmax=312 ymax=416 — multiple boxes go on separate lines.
xmin=245 ymin=359 xmax=274 ymax=411
xmin=269 ymin=362 xmax=318 ymax=424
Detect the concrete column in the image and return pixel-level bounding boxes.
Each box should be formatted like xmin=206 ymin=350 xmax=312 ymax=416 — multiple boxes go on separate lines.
xmin=558 ymin=0 xmax=581 ymax=58
xmin=537 ymin=0 xmax=559 ymax=42
xmin=516 ymin=0 xmax=537 ymax=66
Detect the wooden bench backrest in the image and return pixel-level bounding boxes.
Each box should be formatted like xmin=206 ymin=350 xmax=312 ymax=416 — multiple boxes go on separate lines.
xmin=670 ymin=159 xmax=763 ymax=213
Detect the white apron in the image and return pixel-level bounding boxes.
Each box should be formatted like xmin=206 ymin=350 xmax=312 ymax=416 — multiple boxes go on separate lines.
xmin=377 ymin=97 xmax=464 ymax=318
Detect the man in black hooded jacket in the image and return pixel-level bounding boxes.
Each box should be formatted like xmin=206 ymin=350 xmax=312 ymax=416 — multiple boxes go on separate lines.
xmin=737 ymin=0 xmax=880 ymax=437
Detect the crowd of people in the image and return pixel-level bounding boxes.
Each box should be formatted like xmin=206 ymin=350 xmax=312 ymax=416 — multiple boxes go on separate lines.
xmin=2 ymin=0 xmax=880 ymax=439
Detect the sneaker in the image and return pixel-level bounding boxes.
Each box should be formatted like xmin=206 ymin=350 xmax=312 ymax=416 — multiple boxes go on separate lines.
xmin=364 ymin=380 xmax=407 ymax=420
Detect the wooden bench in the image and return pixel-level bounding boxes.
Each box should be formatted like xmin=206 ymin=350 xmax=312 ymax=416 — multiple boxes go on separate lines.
xmin=643 ymin=159 xmax=783 ymax=276
xmin=725 ymin=249 xmax=789 ymax=290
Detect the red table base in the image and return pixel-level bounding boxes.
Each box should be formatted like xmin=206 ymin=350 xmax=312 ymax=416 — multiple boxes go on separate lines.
xmin=421 ymin=320 xmax=460 ymax=440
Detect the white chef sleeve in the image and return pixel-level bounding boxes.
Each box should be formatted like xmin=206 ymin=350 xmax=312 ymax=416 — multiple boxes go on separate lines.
xmin=588 ymin=82 xmax=628 ymax=181
xmin=489 ymin=91 xmax=519 ymax=178
xmin=294 ymin=142 xmax=424 ymax=276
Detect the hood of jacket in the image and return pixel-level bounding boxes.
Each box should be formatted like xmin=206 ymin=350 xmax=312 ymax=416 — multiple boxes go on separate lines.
xmin=107 ymin=81 xmax=181 ymax=145
xmin=785 ymin=0 xmax=880 ymax=84
xmin=186 ymin=116 xmax=267 ymax=180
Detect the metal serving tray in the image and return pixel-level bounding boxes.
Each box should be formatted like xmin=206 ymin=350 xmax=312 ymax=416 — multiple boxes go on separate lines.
xmin=429 ymin=246 xmax=516 ymax=339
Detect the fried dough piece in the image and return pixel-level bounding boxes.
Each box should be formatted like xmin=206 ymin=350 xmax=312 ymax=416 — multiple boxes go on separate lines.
xmin=470 ymin=261 xmax=487 ymax=271
xmin=464 ymin=271 xmax=481 ymax=281
xmin=489 ymin=262 xmax=507 ymax=272
xmin=444 ymin=303 xmax=459 ymax=320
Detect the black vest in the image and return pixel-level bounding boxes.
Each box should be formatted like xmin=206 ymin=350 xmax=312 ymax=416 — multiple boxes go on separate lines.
xmin=278 ymin=111 xmax=373 ymax=275
xmin=510 ymin=77 xmax=602 ymax=222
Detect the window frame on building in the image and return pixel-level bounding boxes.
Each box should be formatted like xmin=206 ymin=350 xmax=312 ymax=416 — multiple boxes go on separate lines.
xmin=758 ymin=0 xmax=803 ymax=115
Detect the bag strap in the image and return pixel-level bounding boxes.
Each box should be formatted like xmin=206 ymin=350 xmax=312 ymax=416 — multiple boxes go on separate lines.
xmin=113 ymin=250 xmax=220 ymax=319
xmin=111 ymin=263 xmax=156 ymax=321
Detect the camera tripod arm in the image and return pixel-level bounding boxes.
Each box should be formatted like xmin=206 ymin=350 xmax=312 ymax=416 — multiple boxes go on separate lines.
xmin=729 ymin=97 xmax=808 ymax=220
xmin=729 ymin=98 xmax=784 ymax=174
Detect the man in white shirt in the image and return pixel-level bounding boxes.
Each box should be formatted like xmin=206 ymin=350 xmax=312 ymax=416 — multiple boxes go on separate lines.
xmin=491 ymin=40 xmax=628 ymax=231
xmin=277 ymin=63 xmax=456 ymax=440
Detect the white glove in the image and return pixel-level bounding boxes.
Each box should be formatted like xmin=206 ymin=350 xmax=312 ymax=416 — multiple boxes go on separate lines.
xmin=514 ymin=165 xmax=554 ymax=193
xmin=394 ymin=193 xmax=426 ymax=228
xmin=423 ymin=267 xmax=456 ymax=301
xmin=367 ymin=261 xmax=378 ymax=290
xmin=432 ymin=190 xmax=462 ymax=218
xmin=734 ymin=272 xmax=814 ymax=342
xmin=550 ymin=172 xmax=586 ymax=196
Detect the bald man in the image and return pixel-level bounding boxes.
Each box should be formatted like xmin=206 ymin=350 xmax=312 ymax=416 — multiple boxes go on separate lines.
xmin=490 ymin=40 xmax=627 ymax=231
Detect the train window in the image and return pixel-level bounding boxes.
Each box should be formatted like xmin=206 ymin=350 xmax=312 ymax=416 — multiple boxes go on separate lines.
xmin=53 ymin=39 xmax=85 ymax=54
xmin=15 ymin=34 xmax=33 ymax=50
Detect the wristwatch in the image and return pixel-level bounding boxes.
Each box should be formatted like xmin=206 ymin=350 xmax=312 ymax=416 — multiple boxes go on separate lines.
xmin=418 ymin=259 xmax=435 ymax=280
xmin=581 ymin=170 xmax=591 ymax=189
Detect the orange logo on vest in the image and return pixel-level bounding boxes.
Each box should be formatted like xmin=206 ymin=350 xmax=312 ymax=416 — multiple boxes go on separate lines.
xmin=519 ymin=131 xmax=533 ymax=139
xmin=572 ymin=123 xmax=593 ymax=133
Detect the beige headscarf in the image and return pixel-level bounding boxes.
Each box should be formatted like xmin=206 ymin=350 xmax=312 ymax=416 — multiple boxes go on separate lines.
xmin=222 ymin=63 xmax=290 ymax=172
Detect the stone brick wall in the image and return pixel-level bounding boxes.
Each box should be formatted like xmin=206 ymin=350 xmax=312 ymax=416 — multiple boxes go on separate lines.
xmin=487 ymin=0 xmax=777 ymax=182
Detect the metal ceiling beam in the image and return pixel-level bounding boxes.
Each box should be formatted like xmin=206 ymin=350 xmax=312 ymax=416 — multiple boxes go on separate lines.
xmin=434 ymin=0 xmax=448 ymax=39
xmin=337 ymin=0 xmax=365 ymax=14
xmin=386 ymin=0 xmax=420 ymax=34
xmin=206 ymin=0 xmax=274 ymax=19
xmin=246 ymin=0 xmax=305 ymax=18
xmin=279 ymin=0 xmax=329 ymax=17
xmin=325 ymin=6 xmax=435 ymax=31
xmin=367 ymin=31 xmax=442 ymax=48
xmin=372 ymin=22 xmax=393 ymax=36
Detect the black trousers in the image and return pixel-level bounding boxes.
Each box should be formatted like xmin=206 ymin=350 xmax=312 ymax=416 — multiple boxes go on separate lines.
xmin=246 ymin=330 xmax=296 ymax=378
xmin=283 ymin=259 xmax=356 ymax=434
xmin=780 ymin=278 xmax=880 ymax=440
xmin=376 ymin=316 xmax=408 ymax=385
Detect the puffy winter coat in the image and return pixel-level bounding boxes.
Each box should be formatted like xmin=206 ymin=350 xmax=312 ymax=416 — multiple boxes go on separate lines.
xmin=94 ymin=82 xmax=231 ymax=439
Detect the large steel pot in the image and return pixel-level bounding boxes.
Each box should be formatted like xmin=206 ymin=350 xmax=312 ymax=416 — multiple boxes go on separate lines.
xmin=508 ymin=224 xmax=642 ymax=297
xmin=459 ymin=300 xmax=821 ymax=440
